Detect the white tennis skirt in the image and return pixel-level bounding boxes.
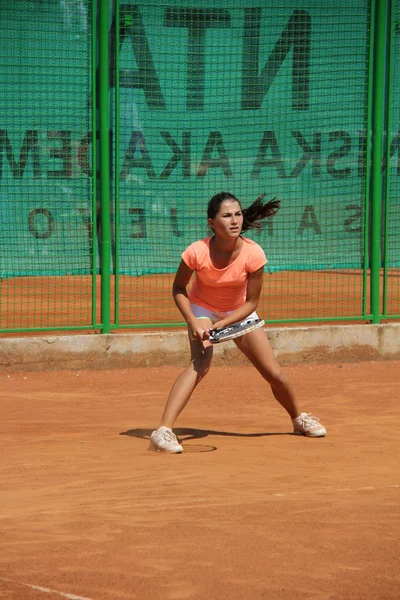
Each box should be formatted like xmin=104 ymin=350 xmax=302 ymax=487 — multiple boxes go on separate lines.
xmin=190 ymin=303 xmax=259 ymax=325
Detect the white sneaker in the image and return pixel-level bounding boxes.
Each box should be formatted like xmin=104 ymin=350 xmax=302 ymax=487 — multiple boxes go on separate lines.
xmin=150 ymin=426 xmax=183 ymax=453
xmin=292 ymin=413 xmax=326 ymax=437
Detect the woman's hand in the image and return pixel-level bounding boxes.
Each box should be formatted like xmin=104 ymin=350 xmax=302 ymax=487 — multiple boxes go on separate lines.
xmin=189 ymin=321 xmax=212 ymax=348
xmin=209 ymin=320 xmax=226 ymax=332
xmin=190 ymin=321 xmax=210 ymax=342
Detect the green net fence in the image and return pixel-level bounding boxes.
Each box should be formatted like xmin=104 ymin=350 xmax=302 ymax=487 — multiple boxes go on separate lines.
xmin=0 ymin=0 xmax=399 ymax=333
xmin=115 ymin=0 xmax=371 ymax=326
xmin=0 ymin=0 xmax=97 ymax=331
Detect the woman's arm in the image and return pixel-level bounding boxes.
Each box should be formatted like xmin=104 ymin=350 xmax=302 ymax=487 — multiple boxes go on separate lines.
xmin=172 ymin=260 xmax=208 ymax=341
xmin=172 ymin=259 xmax=195 ymax=322
xmin=210 ymin=267 xmax=264 ymax=331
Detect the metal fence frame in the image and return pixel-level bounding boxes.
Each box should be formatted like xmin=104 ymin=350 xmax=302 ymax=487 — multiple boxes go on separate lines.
xmin=0 ymin=0 xmax=399 ymax=334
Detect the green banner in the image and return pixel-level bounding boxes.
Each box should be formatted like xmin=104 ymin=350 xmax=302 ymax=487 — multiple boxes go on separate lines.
xmin=0 ymin=1 xmax=93 ymax=277
xmin=116 ymin=1 xmax=373 ymax=274
xmin=1 ymin=1 xmax=399 ymax=278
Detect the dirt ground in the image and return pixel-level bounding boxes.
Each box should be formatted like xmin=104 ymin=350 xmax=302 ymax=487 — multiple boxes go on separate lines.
xmin=1 ymin=360 xmax=399 ymax=599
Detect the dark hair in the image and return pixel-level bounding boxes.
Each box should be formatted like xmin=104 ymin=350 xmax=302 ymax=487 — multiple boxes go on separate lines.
xmin=207 ymin=191 xmax=280 ymax=232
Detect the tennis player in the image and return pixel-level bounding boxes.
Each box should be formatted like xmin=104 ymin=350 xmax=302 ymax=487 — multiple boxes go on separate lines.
xmin=150 ymin=191 xmax=326 ymax=453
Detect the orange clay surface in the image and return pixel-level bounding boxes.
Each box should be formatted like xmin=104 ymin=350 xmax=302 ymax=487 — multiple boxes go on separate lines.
xmin=1 ymin=361 xmax=400 ymax=599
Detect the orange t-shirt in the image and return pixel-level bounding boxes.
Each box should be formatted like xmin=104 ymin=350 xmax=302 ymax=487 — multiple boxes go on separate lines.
xmin=181 ymin=236 xmax=267 ymax=311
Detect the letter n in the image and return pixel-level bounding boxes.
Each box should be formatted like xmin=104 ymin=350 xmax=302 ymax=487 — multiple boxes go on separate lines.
xmin=242 ymin=9 xmax=311 ymax=111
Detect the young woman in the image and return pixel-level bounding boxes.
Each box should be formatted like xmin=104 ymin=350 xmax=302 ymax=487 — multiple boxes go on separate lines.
xmin=150 ymin=191 xmax=326 ymax=453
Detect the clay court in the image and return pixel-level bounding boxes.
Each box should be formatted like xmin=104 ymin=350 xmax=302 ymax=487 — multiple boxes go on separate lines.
xmin=2 ymin=0 xmax=400 ymax=597
xmin=1 ymin=360 xmax=399 ymax=599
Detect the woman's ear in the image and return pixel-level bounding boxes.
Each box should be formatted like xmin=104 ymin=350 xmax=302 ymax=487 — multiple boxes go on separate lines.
xmin=208 ymin=218 xmax=215 ymax=230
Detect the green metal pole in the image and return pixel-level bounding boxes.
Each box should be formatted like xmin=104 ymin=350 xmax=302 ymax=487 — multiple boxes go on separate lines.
xmin=364 ymin=0 xmax=376 ymax=319
xmin=114 ymin=0 xmax=120 ymax=327
xmin=91 ymin=0 xmax=98 ymax=328
xmin=382 ymin=0 xmax=394 ymax=316
xmin=370 ymin=0 xmax=387 ymax=324
xmin=99 ymin=0 xmax=111 ymax=333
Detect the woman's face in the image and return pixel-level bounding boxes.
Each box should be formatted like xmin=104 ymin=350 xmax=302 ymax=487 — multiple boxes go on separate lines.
xmin=208 ymin=199 xmax=243 ymax=238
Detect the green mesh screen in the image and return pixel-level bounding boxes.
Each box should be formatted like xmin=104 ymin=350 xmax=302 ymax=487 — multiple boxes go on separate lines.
xmin=385 ymin=2 xmax=400 ymax=318
xmin=0 ymin=0 xmax=96 ymax=330
xmin=115 ymin=0 xmax=371 ymax=325
xmin=0 ymin=0 xmax=399 ymax=332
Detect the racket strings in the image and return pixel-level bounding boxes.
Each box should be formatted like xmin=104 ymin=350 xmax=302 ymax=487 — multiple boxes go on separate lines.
xmin=211 ymin=319 xmax=256 ymax=336
xmin=209 ymin=318 xmax=264 ymax=342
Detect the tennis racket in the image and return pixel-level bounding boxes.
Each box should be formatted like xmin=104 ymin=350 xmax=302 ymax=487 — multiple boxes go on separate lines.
xmin=209 ymin=318 xmax=265 ymax=343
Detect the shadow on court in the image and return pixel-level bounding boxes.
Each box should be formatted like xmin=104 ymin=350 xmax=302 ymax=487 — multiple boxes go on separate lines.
xmin=120 ymin=427 xmax=292 ymax=441
xmin=121 ymin=428 xmax=292 ymax=453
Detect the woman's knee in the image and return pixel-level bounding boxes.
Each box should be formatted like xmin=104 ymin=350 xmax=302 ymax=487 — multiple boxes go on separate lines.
xmin=191 ymin=352 xmax=213 ymax=378
xmin=263 ymin=365 xmax=287 ymax=387
xmin=192 ymin=362 xmax=211 ymax=379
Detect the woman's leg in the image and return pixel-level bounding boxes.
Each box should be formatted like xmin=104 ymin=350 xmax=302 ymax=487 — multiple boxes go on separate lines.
xmin=158 ymin=321 xmax=214 ymax=428
xmin=233 ymin=328 xmax=301 ymax=419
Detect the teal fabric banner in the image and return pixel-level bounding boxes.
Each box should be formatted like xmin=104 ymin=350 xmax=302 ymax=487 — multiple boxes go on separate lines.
xmin=1 ymin=1 xmax=398 ymax=277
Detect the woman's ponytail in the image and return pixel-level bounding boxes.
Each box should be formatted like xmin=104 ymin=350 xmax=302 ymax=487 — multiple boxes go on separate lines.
xmin=241 ymin=194 xmax=281 ymax=232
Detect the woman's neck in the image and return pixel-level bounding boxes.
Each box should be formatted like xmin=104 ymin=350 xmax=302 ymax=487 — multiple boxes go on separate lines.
xmin=211 ymin=234 xmax=242 ymax=253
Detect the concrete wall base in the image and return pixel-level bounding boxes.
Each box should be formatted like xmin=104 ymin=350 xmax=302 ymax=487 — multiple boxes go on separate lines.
xmin=0 ymin=323 xmax=399 ymax=372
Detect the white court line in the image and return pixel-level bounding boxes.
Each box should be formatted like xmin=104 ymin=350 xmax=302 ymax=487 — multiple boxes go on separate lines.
xmin=267 ymin=484 xmax=399 ymax=498
xmin=0 ymin=578 xmax=94 ymax=600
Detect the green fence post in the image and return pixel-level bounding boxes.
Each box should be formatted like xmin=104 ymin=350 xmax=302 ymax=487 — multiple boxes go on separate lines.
xmin=99 ymin=0 xmax=111 ymax=333
xmin=370 ymin=0 xmax=388 ymax=324
xmin=91 ymin=0 xmax=98 ymax=328
xmin=382 ymin=0 xmax=395 ymax=317
xmin=365 ymin=0 xmax=376 ymax=319
xmin=114 ymin=0 xmax=120 ymax=328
